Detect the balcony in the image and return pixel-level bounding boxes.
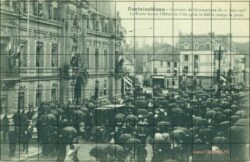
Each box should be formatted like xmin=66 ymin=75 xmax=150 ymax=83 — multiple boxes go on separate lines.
xmin=19 ymin=67 xmax=59 ymax=78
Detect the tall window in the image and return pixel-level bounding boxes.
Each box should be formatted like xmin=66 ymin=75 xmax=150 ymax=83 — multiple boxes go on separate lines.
xmin=87 ymin=18 xmax=89 ymax=29
xmin=38 ymin=3 xmax=43 ymax=17
xmin=36 ymin=42 xmax=44 ymax=67
xmin=172 ymin=79 xmax=175 ymax=86
xmin=103 ymin=80 xmax=107 ymax=95
xmin=51 ymin=84 xmax=57 ymax=102
xmin=20 ymin=41 xmax=28 ymax=67
xmin=160 ymin=61 xmax=163 ymax=67
xmin=95 ymin=20 xmax=99 ymax=31
xmin=153 ymin=68 xmax=157 ymax=74
xmin=18 ymin=87 xmax=26 ymax=111
xmin=85 ymin=48 xmax=90 ymax=68
xmin=173 ymin=70 xmax=177 ymax=76
xmin=51 ymin=44 xmax=58 ymax=67
xmin=105 ymin=22 xmax=108 ymax=32
xmin=184 ymin=55 xmax=189 ymax=61
xmin=167 ymin=62 xmax=170 ymax=67
xmin=104 ymin=49 xmax=108 ymax=69
xmin=174 ymin=62 xmax=177 ymax=67
xmin=36 ymin=85 xmax=42 ymax=107
xmin=95 ymin=48 xmax=99 ymax=69
xmin=184 ymin=66 xmax=189 ymax=73
xmin=206 ymin=43 xmax=211 ymax=50
xmin=194 ymin=54 xmax=199 ymax=61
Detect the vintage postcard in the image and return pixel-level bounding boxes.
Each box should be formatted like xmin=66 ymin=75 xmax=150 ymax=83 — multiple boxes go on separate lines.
xmin=0 ymin=0 xmax=249 ymax=161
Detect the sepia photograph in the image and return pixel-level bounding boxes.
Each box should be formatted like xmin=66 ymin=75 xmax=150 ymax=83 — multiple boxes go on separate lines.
xmin=0 ymin=0 xmax=249 ymax=161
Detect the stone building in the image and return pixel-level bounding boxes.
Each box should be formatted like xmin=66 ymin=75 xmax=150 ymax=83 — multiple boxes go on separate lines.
xmin=0 ymin=0 xmax=125 ymax=115
xmin=177 ymin=32 xmax=242 ymax=89
xmin=144 ymin=44 xmax=179 ymax=89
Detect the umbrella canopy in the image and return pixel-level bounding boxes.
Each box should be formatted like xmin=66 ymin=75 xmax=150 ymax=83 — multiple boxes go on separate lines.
xmin=235 ymin=110 xmax=246 ymax=117
xmin=171 ymin=108 xmax=183 ymax=114
xmin=223 ymin=109 xmax=232 ymax=116
xmin=119 ymin=133 xmax=132 ymax=142
xmin=116 ymin=113 xmax=125 ymax=118
xmin=62 ymin=126 xmax=77 ymax=138
xmin=193 ymin=116 xmax=206 ymax=126
xmin=89 ymin=145 xmax=108 ymax=157
xmin=234 ymin=119 xmax=249 ymax=126
xmin=126 ymin=138 xmax=141 ymax=144
xmin=56 ymin=108 xmax=64 ymax=114
xmin=219 ymin=121 xmax=231 ymax=126
xmin=171 ymin=129 xmax=186 ymax=143
xmin=50 ymin=109 xmax=58 ymax=116
xmin=106 ymin=144 xmax=124 ymax=153
xmin=115 ymin=114 xmax=125 ymax=123
xmin=41 ymin=113 xmax=56 ymax=124
xmin=157 ymin=121 xmax=171 ymax=127
xmin=212 ymin=136 xmax=228 ymax=143
xmin=126 ymin=115 xmax=138 ymax=122
xmin=138 ymin=109 xmax=149 ymax=117
xmin=206 ymin=110 xmax=217 ymax=118
xmin=230 ymin=115 xmax=240 ymax=123
xmin=81 ymin=108 xmax=88 ymax=113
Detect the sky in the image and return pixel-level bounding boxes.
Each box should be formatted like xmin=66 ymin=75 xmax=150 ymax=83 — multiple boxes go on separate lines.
xmin=114 ymin=1 xmax=249 ymax=45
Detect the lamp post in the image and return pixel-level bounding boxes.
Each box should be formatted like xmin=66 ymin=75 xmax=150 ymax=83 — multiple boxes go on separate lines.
xmin=214 ymin=45 xmax=225 ymax=97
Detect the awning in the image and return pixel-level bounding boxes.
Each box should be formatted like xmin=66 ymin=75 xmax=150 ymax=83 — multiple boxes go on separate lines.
xmin=124 ymin=77 xmax=133 ymax=87
xmin=220 ymin=75 xmax=227 ymax=82
xmin=152 ymin=75 xmax=165 ymax=79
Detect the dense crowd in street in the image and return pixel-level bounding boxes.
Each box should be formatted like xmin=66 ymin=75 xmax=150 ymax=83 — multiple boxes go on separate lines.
xmin=0 ymin=85 xmax=249 ymax=162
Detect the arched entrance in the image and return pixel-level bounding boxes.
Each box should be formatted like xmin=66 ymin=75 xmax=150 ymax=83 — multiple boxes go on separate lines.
xmin=73 ymin=70 xmax=89 ymax=104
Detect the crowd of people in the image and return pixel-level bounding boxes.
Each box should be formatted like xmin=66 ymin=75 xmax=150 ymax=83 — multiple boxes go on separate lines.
xmin=0 ymin=85 xmax=249 ymax=162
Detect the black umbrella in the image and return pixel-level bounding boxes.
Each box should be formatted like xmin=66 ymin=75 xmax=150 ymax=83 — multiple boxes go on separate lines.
xmin=126 ymin=138 xmax=141 ymax=144
xmin=212 ymin=136 xmax=228 ymax=144
xmin=62 ymin=126 xmax=77 ymax=137
xmin=119 ymin=133 xmax=132 ymax=142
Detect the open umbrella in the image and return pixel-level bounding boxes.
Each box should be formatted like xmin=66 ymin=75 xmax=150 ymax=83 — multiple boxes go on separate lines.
xmin=206 ymin=110 xmax=217 ymax=118
xmin=171 ymin=129 xmax=186 ymax=143
xmin=230 ymin=115 xmax=240 ymax=123
xmin=171 ymin=108 xmax=183 ymax=114
xmin=115 ymin=114 xmax=125 ymax=123
xmin=62 ymin=126 xmax=77 ymax=138
xmin=219 ymin=121 xmax=230 ymax=126
xmin=41 ymin=113 xmax=56 ymax=125
xmin=56 ymin=107 xmax=64 ymax=114
xmin=157 ymin=121 xmax=171 ymax=132
xmin=126 ymin=115 xmax=138 ymax=123
xmin=138 ymin=109 xmax=149 ymax=117
xmin=81 ymin=107 xmax=88 ymax=113
xmin=212 ymin=136 xmax=228 ymax=144
xmin=234 ymin=119 xmax=249 ymax=126
xmin=223 ymin=109 xmax=232 ymax=116
xmin=119 ymin=133 xmax=132 ymax=142
xmin=235 ymin=110 xmax=246 ymax=117
xmin=89 ymin=145 xmax=108 ymax=159
xmin=126 ymin=138 xmax=141 ymax=144
xmin=106 ymin=144 xmax=124 ymax=154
